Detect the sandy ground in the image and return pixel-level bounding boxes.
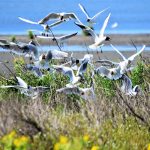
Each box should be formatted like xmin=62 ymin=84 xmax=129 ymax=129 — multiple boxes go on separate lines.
xmin=0 ymin=34 xmax=150 ymax=76
xmin=0 ymin=34 xmax=150 ymax=46
xmin=0 ymin=51 xmax=149 ymax=77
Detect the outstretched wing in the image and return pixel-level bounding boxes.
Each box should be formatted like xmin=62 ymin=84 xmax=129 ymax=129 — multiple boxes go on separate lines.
xmin=78 ymin=3 xmax=90 ymax=19
xmin=16 ymin=77 xmax=28 ymax=89
xmin=128 ymin=45 xmax=145 ymax=61
xmin=99 ymin=13 xmax=111 ymax=37
xmin=110 ymin=44 xmax=127 ymax=61
xmin=59 ymin=32 xmax=77 ymax=41
xmin=92 ymin=7 xmax=109 ymax=20
xmin=18 ymin=17 xmax=38 ymax=24
xmin=38 ymin=13 xmax=60 ymax=24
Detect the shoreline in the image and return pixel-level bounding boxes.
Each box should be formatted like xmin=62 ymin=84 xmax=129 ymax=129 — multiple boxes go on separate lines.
xmin=0 ymin=34 xmax=150 ymax=46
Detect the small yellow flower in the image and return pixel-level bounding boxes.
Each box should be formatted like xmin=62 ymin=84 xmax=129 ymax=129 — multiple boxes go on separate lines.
xmin=20 ymin=136 xmax=29 ymax=143
xmin=91 ymin=145 xmax=99 ymax=150
xmin=8 ymin=130 xmax=16 ymax=139
xmin=54 ymin=142 xmax=60 ymax=150
xmin=14 ymin=138 xmax=22 ymax=148
xmin=147 ymin=144 xmax=150 ymax=150
xmin=83 ymin=134 xmax=90 ymax=142
xmin=59 ymin=135 xmax=68 ymax=144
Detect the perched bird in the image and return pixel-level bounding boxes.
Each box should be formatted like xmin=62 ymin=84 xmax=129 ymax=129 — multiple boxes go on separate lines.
xmin=110 ymin=44 xmax=146 ymax=74
xmin=0 ymin=77 xmax=50 ymax=99
xmin=79 ymin=3 xmax=108 ymax=23
xmin=120 ymin=75 xmax=140 ymax=96
xmin=75 ymin=13 xmax=111 ymax=49
xmin=18 ymin=17 xmax=65 ymax=32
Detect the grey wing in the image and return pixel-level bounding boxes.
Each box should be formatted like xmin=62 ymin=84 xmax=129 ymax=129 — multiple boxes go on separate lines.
xmin=56 ymin=86 xmax=80 ymax=94
xmin=45 ymin=50 xmax=53 ymax=62
xmin=33 ymin=86 xmax=50 ymax=92
xmin=38 ymin=13 xmax=60 ymax=24
xmin=74 ymin=22 xmax=98 ymax=40
xmin=95 ymin=59 xmax=119 ymax=65
xmin=121 ymin=75 xmax=132 ymax=92
xmin=64 ymin=13 xmax=77 ymax=19
xmin=77 ymin=60 xmax=88 ymax=76
xmin=95 ymin=66 xmax=109 ymax=77
xmin=51 ymin=50 xmax=68 ymax=59
xmin=48 ymin=20 xmax=65 ymax=28
xmin=59 ymin=32 xmax=77 ymax=41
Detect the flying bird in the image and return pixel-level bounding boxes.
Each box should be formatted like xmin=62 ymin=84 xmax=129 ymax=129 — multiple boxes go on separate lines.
xmin=79 ymin=3 xmax=108 ymax=23
xmin=120 ymin=75 xmax=140 ymax=96
xmin=75 ymin=13 xmax=111 ymax=49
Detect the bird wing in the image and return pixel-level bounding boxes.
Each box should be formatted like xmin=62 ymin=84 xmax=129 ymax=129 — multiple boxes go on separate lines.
xmin=95 ymin=66 xmax=109 ymax=77
xmin=38 ymin=13 xmax=60 ymax=24
xmin=36 ymin=35 xmax=53 ymax=39
xmin=78 ymin=3 xmax=90 ymax=19
xmin=56 ymin=86 xmax=80 ymax=94
xmin=75 ymin=22 xmax=98 ymax=41
xmin=49 ymin=20 xmax=64 ymax=28
xmin=76 ymin=60 xmax=88 ymax=76
xmin=18 ymin=17 xmax=38 ymax=24
xmin=121 ymin=75 xmax=132 ymax=92
xmin=128 ymin=45 xmax=146 ymax=61
xmin=95 ymin=59 xmax=119 ymax=65
xmin=51 ymin=50 xmax=68 ymax=59
xmin=92 ymin=7 xmax=109 ymax=20
xmin=64 ymin=13 xmax=77 ymax=19
xmin=16 ymin=77 xmax=28 ymax=89
xmin=99 ymin=13 xmax=111 ymax=37
xmin=53 ymin=65 xmax=74 ymax=81
xmin=58 ymin=32 xmax=77 ymax=41
xmin=110 ymin=44 xmax=127 ymax=61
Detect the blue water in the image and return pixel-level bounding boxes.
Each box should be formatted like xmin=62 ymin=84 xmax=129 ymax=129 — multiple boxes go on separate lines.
xmin=0 ymin=0 xmax=150 ymax=35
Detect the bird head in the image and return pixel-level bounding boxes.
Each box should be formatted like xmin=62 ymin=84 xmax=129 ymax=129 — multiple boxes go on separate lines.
xmin=105 ymin=36 xmax=111 ymax=41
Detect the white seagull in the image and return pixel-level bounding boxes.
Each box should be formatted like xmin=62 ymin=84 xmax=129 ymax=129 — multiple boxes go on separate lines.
xmin=95 ymin=66 xmax=122 ymax=80
xmin=56 ymin=78 xmax=95 ymax=100
xmin=18 ymin=17 xmax=65 ymax=32
xmin=111 ymin=44 xmax=146 ymax=74
xmin=53 ymin=60 xmax=89 ymax=87
xmin=121 ymin=75 xmax=140 ymax=96
xmin=75 ymin=13 xmax=111 ymax=49
xmin=79 ymin=3 xmax=108 ymax=23
xmin=0 ymin=77 xmax=50 ymax=99
xmin=36 ymin=32 xmax=77 ymax=45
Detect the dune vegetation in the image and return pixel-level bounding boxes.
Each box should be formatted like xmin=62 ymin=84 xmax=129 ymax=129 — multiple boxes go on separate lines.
xmin=0 ymin=55 xmax=149 ymax=150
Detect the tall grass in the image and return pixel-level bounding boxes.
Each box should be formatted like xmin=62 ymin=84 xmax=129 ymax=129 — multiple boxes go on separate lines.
xmin=0 ymin=57 xmax=150 ymax=150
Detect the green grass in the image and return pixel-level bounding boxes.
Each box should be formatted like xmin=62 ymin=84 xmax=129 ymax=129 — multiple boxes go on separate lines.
xmin=0 ymin=57 xmax=150 ymax=150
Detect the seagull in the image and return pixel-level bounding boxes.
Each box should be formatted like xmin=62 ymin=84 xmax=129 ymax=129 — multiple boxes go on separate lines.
xmin=75 ymin=13 xmax=111 ymax=49
xmin=56 ymin=78 xmax=95 ymax=100
xmin=36 ymin=32 xmax=78 ymax=44
xmin=95 ymin=66 xmax=122 ymax=80
xmin=120 ymin=75 xmax=140 ymax=96
xmin=0 ymin=76 xmax=50 ymax=99
xmin=20 ymin=40 xmax=39 ymax=60
xmin=78 ymin=3 xmax=108 ymax=23
xmin=37 ymin=12 xmax=81 ymax=22
xmin=26 ymin=64 xmax=44 ymax=78
xmin=0 ymin=39 xmax=21 ymax=51
xmin=111 ymin=44 xmax=146 ymax=74
xmin=53 ymin=60 xmax=89 ymax=87
xmin=70 ymin=53 xmax=93 ymax=70
xmin=18 ymin=17 xmax=65 ymax=32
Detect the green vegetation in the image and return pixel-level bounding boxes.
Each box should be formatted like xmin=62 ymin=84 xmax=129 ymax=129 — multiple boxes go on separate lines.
xmin=0 ymin=57 xmax=150 ymax=150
